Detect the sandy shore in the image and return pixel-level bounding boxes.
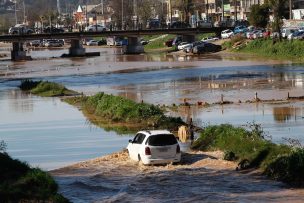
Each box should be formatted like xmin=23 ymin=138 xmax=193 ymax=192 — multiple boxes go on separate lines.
xmin=51 ymin=150 xmax=304 ymax=203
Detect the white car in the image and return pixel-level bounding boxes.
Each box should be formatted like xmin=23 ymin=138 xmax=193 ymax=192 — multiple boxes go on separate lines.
xmin=85 ymin=24 xmax=106 ymax=32
xmin=86 ymin=40 xmax=98 ymax=46
xmin=221 ymin=29 xmax=234 ymax=39
xmin=177 ymin=42 xmax=191 ymax=50
xmin=201 ymin=36 xmax=219 ymax=42
xmin=127 ymin=130 xmax=181 ymax=165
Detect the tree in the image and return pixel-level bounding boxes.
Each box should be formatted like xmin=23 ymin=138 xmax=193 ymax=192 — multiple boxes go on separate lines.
xmin=266 ymin=0 xmax=287 ymax=40
xmin=174 ymin=0 xmax=194 ymax=23
xmin=248 ymin=4 xmax=270 ymax=28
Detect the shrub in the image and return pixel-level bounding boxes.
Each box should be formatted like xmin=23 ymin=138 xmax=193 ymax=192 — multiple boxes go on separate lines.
xmin=0 ymin=153 xmax=69 ymax=202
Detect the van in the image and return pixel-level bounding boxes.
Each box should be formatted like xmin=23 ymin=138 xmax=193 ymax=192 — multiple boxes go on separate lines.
xmin=281 ymin=28 xmax=297 ymax=38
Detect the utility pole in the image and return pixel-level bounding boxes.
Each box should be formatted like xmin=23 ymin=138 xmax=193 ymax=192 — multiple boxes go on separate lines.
xmin=234 ymin=0 xmax=237 ymax=21
xmin=206 ymin=0 xmax=209 ymax=21
xmin=169 ymin=0 xmax=172 ymax=24
xmin=221 ymin=0 xmax=224 ymax=21
xmin=23 ymin=0 xmax=26 ymax=24
xmin=289 ymin=0 xmax=292 ymax=19
xmin=122 ymin=0 xmax=124 ymax=30
xmin=14 ymin=0 xmax=17 ymax=24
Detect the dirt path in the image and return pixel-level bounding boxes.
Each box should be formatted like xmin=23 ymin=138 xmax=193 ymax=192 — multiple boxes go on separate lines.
xmin=51 ymin=150 xmax=304 ymax=203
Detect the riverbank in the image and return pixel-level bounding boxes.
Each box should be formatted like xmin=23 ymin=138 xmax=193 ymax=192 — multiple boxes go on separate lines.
xmin=51 ymin=149 xmax=304 ymax=202
xmin=224 ymin=37 xmax=304 ymax=61
xmin=0 ymin=150 xmax=69 ymax=202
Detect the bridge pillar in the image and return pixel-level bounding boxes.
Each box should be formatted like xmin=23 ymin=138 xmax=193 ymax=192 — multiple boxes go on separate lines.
xmin=11 ymin=42 xmax=32 ymax=61
xmin=181 ymin=35 xmax=196 ymax=43
xmin=123 ymin=37 xmax=144 ymax=54
xmin=68 ymin=39 xmax=86 ymax=57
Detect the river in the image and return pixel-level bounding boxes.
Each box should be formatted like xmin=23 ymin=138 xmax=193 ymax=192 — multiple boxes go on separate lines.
xmin=0 ymin=46 xmax=304 ymax=171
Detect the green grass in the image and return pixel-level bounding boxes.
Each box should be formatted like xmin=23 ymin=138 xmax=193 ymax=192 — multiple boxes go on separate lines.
xmin=237 ymin=38 xmax=304 ymax=60
xmin=192 ymin=124 xmax=304 ymax=186
xmin=20 ymin=80 xmax=78 ymax=97
xmin=65 ymin=93 xmax=184 ymax=133
xmin=144 ymin=34 xmax=175 ymax=50
xmin=0 ymin=152 xmax=69 ymax=202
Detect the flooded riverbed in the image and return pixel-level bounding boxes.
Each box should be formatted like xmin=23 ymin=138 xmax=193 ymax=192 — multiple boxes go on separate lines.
xmin=1 ymin=47 xmax=304 ymax=165
xmin=1 ymin=46 xmax=304 ymax=201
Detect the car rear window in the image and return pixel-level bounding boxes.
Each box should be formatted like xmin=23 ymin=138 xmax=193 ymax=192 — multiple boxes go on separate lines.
xmin=147 ymin=134 xmax=177 ymax=146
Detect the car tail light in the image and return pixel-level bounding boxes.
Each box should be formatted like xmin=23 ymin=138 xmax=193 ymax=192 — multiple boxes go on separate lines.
xmin=176 ymin=145 xmax=180 ymax=153
xmin=145 ymin=147 xmax=151 ymax=155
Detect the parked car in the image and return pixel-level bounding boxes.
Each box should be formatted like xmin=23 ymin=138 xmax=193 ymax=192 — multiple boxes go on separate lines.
xmin=165 ymin=38 xmax=174 ymax=47
xmin=85 ymin=24 xmax=106 ymax=32
xmin=221 ymin=29 xmax=234 ymax=39
xmin=234 ymin=25 xmax=248 ymax=34
xmin=183 ymin=41 xmax=204 ymax=53
xmin=170 ymin=21 xmax=190 ymax=29
xmin=86 ymin=40 xmax=99 ymax=46
xmin=29 ymin=40 xmax=41 ymax=47
xmin=172 ymin=36 xmax=182 ymax=46
xmin=43 ymin=26 xmax=64 ymax=33
xmin=44 ymin=39 xmax=63 ymax=47
xmin=177 ymin=42 xmax=191 ymax=50
xmin=193 ymin=43 xmax=221 ymax=54
xmin=140 ymin=39 xmax=149 ymax=45
xmin=127 ymin=130 xmax=181 ymax=165
xmin=281 ymin=28 xmax=297 ymax=38
xmin=9 ymin=24 xmax=34 ymax=35
xmin=97 ymin=39 xmax=107 ymax=45
xmin=288 ymin=31 xmax=304 ymax=40
xmin=146 ymin=19 xmax=160 ymax=29
xmin=201 ymin=36 xmax=219 ymax=42
xmin=252 ymin=29 xmax=264 ymax=39
xmin=197 ymin=20 xmax=213 ymax=28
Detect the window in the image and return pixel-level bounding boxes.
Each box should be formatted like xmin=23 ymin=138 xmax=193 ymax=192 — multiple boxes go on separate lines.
xmin=147 ymin=134 xmax=177 ymax=146
xmin=133 ymin=133 xmax=146 ymax=144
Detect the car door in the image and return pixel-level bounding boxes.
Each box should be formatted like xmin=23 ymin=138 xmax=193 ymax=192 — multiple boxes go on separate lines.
xmin=128 ymin=133 xmax=146 ymax=160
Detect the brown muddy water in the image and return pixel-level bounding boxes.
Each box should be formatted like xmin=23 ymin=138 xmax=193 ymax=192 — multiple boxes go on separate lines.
xmin=1 ymin=46 xmax=304 ymax=202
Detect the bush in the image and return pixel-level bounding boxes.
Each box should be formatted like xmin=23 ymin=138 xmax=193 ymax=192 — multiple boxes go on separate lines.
xmin=65 ymin=93 xmax=184 ymax=132
xmin=265 ymin=149 xmax=304 ymax=186
xmin=191 ymin=124 xmax=304 ymax=186
xmin=238 ymin=38 xmax=304 ymax=60
xmin=0 ymin=153 xmax=69 ymax=202
xmin=20 ymin=80 xmax=77 ymax=97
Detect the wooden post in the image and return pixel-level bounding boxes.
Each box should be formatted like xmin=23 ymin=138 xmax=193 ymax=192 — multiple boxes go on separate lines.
xmin=287 ymin=92 xmax=290 ymax=99
xmin=255 ymin=92 xmax=258 ymax=100
xmin=221 ymin=94 xmax=224 ymax=104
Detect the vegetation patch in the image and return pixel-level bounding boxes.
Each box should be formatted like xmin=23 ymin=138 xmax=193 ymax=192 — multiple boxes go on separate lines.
xmin=236 ymin=38 xmax=304 ymax=60
xmin=0 ymin=146 xmax=68 ymax=202
xmin=19 ymin=80 xmax=78 ymax=97
xmin=144 ymin=34 xmax=175 ymax=50
xmin=65 ymin=93 xmax=184 ymax=134
xmin=192 ymin=124 xmax=304 ymax=186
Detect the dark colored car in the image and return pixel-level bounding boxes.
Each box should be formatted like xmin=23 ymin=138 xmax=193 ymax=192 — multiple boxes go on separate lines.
xmin=170 ymin=21 xmax=190 ymax=29
xmin=172 ymin=36 xmax=182 ymax=46
xmin=193 ymin=43 xmax=221 ymax=54
xmin=165 ymin=38 xmax=174 ymax=47
xmin=98 ymin=39 xmax=107 ymax=45
xmin=43 ymin=26 xmax=64 ymax=33
xmin=146 ymin=19 xmax=161 ymax=29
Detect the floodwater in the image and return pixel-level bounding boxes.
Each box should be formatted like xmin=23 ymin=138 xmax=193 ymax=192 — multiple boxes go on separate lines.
xmin=1 ymin=46 xmax=304 ymax=170
xmin=1 ymin=45 xmax=304 ymax=201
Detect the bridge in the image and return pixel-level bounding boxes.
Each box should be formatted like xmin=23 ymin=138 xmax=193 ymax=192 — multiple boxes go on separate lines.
xmin=0 ymin=27 xmax=231 ymax=61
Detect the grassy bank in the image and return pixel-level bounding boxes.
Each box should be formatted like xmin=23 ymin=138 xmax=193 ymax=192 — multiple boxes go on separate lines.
xmin=144 ymin=34 xmax=175 ymax=51
xmin=65 ymin=93 xmax=184 ymax=133
xmin=226 ymin=36 xmax=304 ymax=60
xmin=192 ymin=124 xmax=304 ymax=186
xmin=19 ymin=80 xmax=78 ymax=97
xmin=0 ymin=150 xmax=68 ymax=202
